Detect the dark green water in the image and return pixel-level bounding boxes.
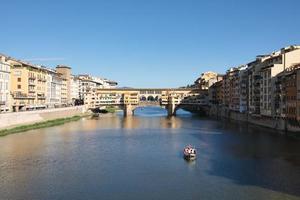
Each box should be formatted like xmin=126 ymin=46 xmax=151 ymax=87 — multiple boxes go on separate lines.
xmin=0 ymin=107 xmax=299 ymax=200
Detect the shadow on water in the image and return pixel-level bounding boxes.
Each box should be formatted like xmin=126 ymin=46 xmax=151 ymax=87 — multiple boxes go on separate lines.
xmin=191 ymin=120 xmax=300 ymax=197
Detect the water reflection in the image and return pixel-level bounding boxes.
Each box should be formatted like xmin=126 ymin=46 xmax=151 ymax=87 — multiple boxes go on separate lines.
xmin=0 ymin=107 xmax=299 ymax=200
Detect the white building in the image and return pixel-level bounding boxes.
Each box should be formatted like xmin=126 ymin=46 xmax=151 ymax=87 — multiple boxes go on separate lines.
xmin=92 ymin=77 xmax=118 ymax=89
xmin=70 ymin=75 xmax=80 ymax=104
xmin=0 ymin=55 xmax=11 ymax=112
xmin=259 ymin=45 xmax=300 ymax=117
xmin=77 ymin=74 xmax=118 ymax=100
xmin=45 ymin=69 xmax=62 ymax=108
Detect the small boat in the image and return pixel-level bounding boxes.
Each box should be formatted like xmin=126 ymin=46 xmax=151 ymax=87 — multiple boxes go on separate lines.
xmin=183 ymin=145 xmax=196 ymax=160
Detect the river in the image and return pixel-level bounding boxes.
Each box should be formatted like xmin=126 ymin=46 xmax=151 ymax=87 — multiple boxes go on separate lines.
xmin=0 ymin=107 xmax=299 ymax=200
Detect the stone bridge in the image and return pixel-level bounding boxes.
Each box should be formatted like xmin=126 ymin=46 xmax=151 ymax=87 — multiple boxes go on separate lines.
xmin=85 ymin=88 xmax=207 ymax=116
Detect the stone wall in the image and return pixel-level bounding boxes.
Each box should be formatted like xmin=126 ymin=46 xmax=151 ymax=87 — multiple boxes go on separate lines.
xmin=0 ymin=106 xmax=87 ymax=130
xmin=209 ymin=105 xmax=300 ymax=133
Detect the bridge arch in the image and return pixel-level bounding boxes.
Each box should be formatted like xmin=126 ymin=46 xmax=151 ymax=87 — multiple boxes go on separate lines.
xmin=140 ymin=96 xmax=147 ymax=101
xmin=147 ymin=96 xmax=155 ymax=101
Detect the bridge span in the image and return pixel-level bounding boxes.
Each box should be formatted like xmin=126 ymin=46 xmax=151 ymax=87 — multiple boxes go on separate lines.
xmin=85 ymin=88 xmax=207 ymax=116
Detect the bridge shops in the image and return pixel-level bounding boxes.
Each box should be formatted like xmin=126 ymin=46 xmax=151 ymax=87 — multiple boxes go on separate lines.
xmin=84 ymin=88 xmax=204 ymax=116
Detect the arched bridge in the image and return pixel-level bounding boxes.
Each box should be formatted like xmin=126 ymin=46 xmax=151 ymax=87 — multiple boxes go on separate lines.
xmin=85 ymin=88 xmax=207 ymax=116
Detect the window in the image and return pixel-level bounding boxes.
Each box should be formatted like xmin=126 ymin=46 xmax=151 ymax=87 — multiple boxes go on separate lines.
xmin=17 ymin=85 xmax=21 ymax=89
xmin=18 ymin=78 xmax=21 ymax=82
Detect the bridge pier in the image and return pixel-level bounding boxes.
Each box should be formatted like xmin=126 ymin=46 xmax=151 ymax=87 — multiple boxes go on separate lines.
xmin=124 ymin=104 xmax=135 ymax=116
xmin=167 ymin=103 xmax=176 ymax=116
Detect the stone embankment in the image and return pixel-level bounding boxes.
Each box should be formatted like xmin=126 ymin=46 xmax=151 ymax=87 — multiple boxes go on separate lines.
xmin=209 ymin=105 xmax=300 ymax=133
xmin=0 ymin=106 xmax=88 ymax=130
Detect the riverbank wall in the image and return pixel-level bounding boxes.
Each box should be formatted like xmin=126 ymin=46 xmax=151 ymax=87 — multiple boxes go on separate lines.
xmin=208 ymin=105 xmax=300 ymax=133
xmin=0 ymin=106 xmax=88 ymax=130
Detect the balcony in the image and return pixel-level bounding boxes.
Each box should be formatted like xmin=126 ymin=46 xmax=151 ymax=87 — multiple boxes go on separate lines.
xmin=29 ymin=94 xmax=36 ymax=98
xmin=37 ymin=77 xmax=47 ymax=82
xmin=38 ymin=96 xmax=46 ymax=99
xmin=14 ymin=101 xmax=26 ymax=106
xmin=254 ymin=75 xmax=262 ymax=80
xmin=28 ymin=82 xmax=36 ymax=86
xmin=0 ymin=101 xmax=5 ymax=105
xmin=12 ymin=92 xmax=35 ymax=99
xmin=28 ymin=76 xmax=36 ymax=80
xmin=29 ymin=88 xmax=36 ymax=93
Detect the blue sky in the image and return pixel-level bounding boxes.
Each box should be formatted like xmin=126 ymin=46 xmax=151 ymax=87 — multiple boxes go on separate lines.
xmin=1 ymin=0 xmax=300 ymax=87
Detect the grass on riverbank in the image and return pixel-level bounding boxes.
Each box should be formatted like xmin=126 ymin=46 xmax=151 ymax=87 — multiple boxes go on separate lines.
xmin=0 ymin=115 xmax=83 ymax=137
xmin=104 ymin=106 xmax=117 ymax=113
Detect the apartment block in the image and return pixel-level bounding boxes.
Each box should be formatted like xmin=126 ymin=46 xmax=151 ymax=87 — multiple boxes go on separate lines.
xmin=284 ymin=64 xmax=300 ymax=123
xmin=194 ymin=71 xmax=223 ymax=90
xmin=78 ymin=74 xmax=118 ymax=101
xmin=92 ymin=76 xmax=118 ymax=89
xmin=259 ymin=46 xmax=300 ymax=117
xmin=247 ymin=57 xmax=266 ymax=115
xmin=222 ymin=66 xmax=248 ymax=113
xmin=70 ymin=75 xmax=80 ymax=104
xmin=223 ymin=67 xmax=239 ymax=111
xmin=56 ymin=65 xmax=72 ymax=105
xmin=297 ymin=66 xmax=300 ymax=122
xmin=208 ymin=80 xmax=223 ymax=105
xmin=239 ymin=67 xmax=248 ymax=113
xmin=8 ymin=59 xmax=47 ymax=111
xmin=46 ymin=69 xmax=63 ymax=108
xmin=0 ymin=55 xmax=11 ymax=112
xmin=78 ymin=75 xmax=102 ymax=100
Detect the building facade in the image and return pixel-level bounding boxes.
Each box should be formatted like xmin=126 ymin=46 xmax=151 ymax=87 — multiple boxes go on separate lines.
xmin=222 ymin=66 xmax=248 ymax=113
xmin=78 ymin=74 xmax=118 ymax=101
xmin=56 ymin=65 xmax=72 ymax=105
xmin=0 ymin=55 xmax=11 ymax=112
xmin=284 ymin=64 xmax=300 ymax=124
xmin=9 ymin=59 xmax=47 ymax=111
xmin=70 ymin=75 xmax=80 ymax=104
xmin=239 ymin=66 xmax=248 ymax=113
xmin=194 ymin=71 xmax=223 ymax=90
xmin=259 ymin=46 xmax=300 ymax=117
xmin=208 ymin=80 xmax=223 ymax=105
xmin=46 ymin=69 xmax=63 ymax=108
xmin=223 ymin=67 xmax=240 ymax=111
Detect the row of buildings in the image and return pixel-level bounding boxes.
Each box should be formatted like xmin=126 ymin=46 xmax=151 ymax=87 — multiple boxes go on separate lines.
xmin=0 ymin=54 xmax=117 ymax=113
xmin=193 ymin=45 xmax=300 ymax=123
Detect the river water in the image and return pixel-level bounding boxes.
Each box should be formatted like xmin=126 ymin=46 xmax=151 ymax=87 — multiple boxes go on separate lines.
xmin=0 ymin=107 xmax=299 ymax=200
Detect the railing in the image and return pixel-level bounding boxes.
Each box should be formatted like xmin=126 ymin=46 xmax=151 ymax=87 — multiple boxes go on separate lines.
xmin=12 ymin=92 xmax=35 ymax=99
xmin=37 ymin=95 xmax=46 ymax=99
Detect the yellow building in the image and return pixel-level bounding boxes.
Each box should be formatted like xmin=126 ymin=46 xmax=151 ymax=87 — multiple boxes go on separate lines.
xmin=84 ymin=89 xmax=140 ymax=109
xmin=123 ymin=92 xmax=139 ymax=105
xmin=8 ymin=59 xmax=47 ymax=111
